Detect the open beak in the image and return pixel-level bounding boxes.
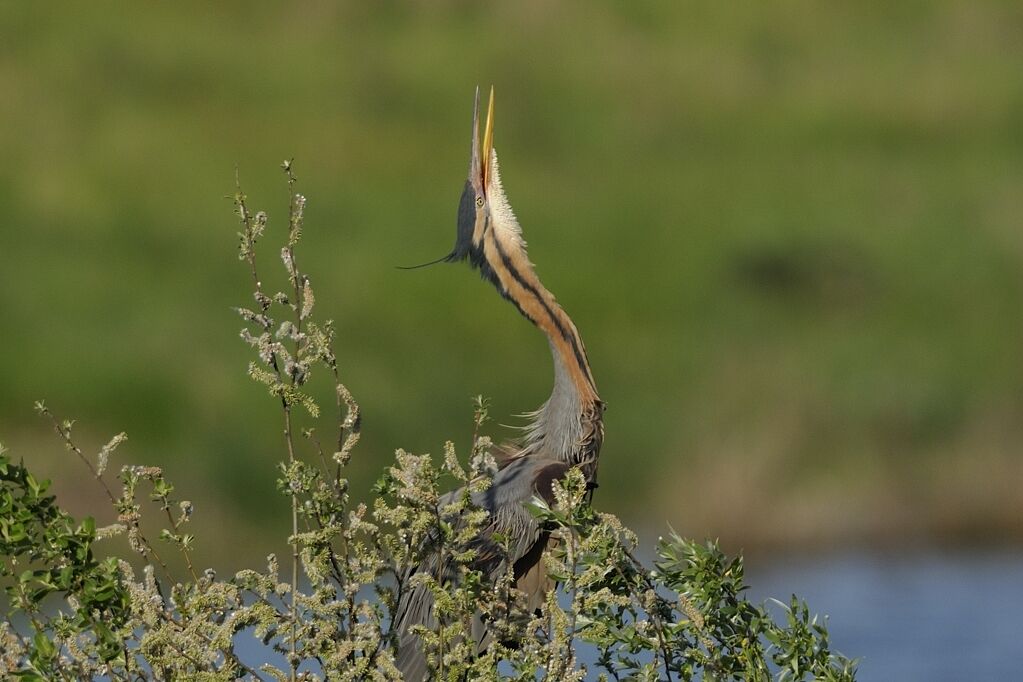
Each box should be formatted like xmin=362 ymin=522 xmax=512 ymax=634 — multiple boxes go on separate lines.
xmin=469 ymin=86 xmax=495 ymax=196
xmin=482 ymin=86 xmax=494 ymax=191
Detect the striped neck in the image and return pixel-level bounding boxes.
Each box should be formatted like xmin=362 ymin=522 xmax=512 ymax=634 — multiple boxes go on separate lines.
xmin=473 ymin=151 xmax=603 ymax=470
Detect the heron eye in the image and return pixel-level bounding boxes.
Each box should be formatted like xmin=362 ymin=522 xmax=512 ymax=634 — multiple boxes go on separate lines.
xmin=475 ymin=196 xmax=485 ymax=207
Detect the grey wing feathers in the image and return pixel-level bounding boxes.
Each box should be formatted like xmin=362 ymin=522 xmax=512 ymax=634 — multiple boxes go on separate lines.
xmin=393 ymin=578 xmax=434 ymax=682
xmin=393 ymin=457 xmax=568 ymax=680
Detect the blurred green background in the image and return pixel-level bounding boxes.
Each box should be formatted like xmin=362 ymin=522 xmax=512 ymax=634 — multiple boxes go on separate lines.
xmin=1 ymin=2 xmax=1021 ymax=571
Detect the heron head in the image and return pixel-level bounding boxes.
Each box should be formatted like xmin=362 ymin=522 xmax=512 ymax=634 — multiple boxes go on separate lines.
xmin=398 ymin=87 xmax=498 ymax=271
xmin=450 ymin=86 xmax=495 ymax=263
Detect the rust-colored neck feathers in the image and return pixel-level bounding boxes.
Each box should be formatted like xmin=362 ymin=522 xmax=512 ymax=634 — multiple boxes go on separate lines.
xmin=477 ymin=150 xmax=603 ymax=473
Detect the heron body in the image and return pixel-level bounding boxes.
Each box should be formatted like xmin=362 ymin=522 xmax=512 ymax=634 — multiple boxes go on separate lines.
xmin=394 ymin=88 xmax=603 ymax=680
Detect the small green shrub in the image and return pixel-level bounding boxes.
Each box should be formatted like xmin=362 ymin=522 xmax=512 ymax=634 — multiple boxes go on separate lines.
xmin=0 ymin=165 xmax=856 ymax=681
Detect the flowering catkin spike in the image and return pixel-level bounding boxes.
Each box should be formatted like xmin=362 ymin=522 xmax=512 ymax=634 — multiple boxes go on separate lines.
xmin=300 ymin=277 xmax=315 ymax=320
xmin=97 ymin=432 xmax=127 ymax=476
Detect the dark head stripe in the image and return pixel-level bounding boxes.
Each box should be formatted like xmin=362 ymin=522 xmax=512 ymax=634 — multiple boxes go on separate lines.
xmin=483 ymin=230 xmax=596 ymax=388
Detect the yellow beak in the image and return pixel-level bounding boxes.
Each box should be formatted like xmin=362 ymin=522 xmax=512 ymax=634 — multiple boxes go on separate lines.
xmin=482 ymin=86 xmax=495 ymax=190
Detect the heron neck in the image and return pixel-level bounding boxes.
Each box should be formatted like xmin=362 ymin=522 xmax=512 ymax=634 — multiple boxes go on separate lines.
xmin=480 ymin=225 xmax=599 ymax=403
xmin=479 ymin=222 xmax=602 ymax=466
xmin=527 ymin=335 xmax=603 ymax=467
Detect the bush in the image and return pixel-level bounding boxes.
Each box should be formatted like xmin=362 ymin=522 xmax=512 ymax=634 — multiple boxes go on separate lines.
xmin=0 ymin=165 xmax=856 ymax=681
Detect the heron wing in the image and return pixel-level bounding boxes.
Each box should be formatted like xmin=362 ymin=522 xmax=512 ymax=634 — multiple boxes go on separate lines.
xmin=393 ymin=457 xmax=570 ymax=680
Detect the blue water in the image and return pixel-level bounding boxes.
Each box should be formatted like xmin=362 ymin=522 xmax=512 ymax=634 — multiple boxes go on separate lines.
xmin=748 ymin=550 xmax=1023 ymax=681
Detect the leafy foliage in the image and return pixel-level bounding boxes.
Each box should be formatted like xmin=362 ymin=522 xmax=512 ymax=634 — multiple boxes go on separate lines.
xmin=0 ymin=445 xmax=128 ymax=676
xmin=0 ymin=168 xmax=856 ymax=680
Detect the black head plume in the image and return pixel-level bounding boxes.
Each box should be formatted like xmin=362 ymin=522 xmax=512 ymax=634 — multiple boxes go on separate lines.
xmin=399 ymin=87 xmax=484 ymax=270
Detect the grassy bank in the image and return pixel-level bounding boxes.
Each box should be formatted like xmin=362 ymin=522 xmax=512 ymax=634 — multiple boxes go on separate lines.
xmin=1 ymin=2 xmax=1021 ymax=567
